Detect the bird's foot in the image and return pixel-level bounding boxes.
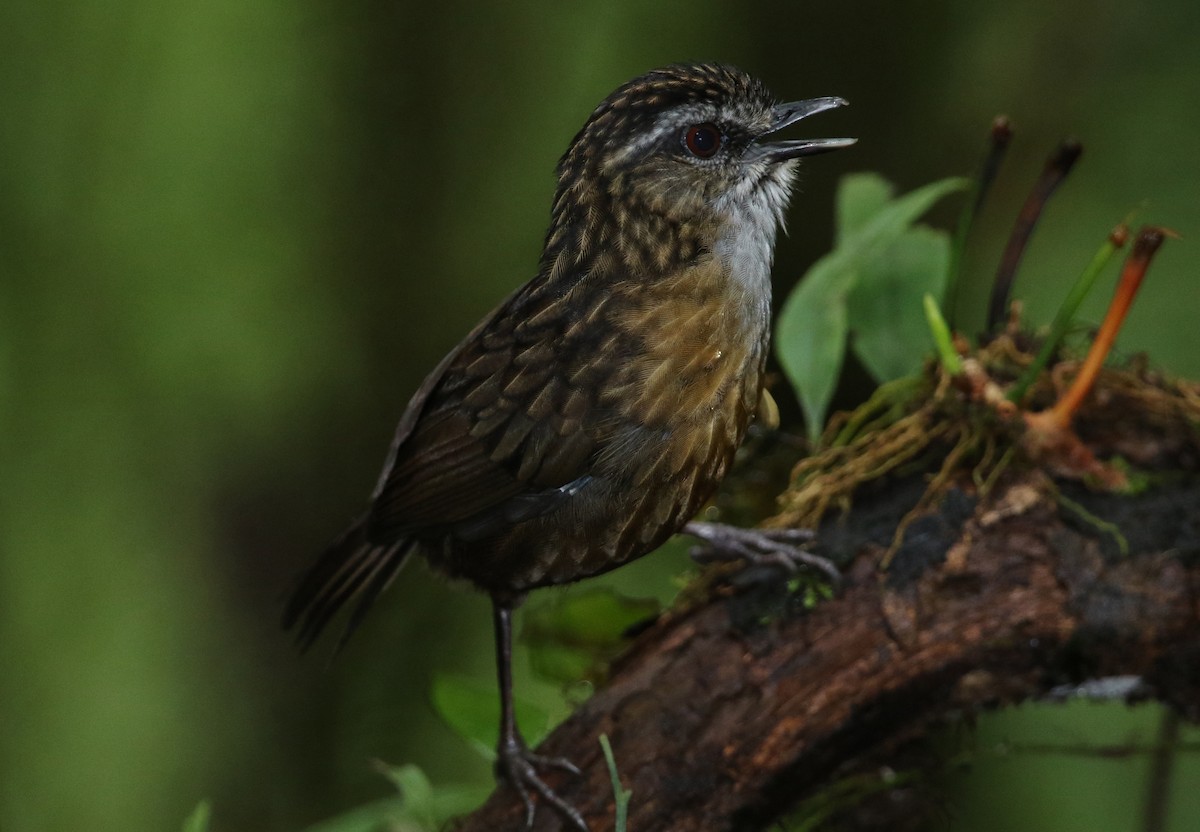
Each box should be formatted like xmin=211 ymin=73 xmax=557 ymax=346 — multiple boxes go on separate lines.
xmin=496 ymin=738 xmax=588 ymax=831
xmin=684 ymin=521 xmax=840 ymax=584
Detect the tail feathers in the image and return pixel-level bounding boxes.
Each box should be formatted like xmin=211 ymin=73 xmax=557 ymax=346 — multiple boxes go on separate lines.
xmin=283 ymin=516 xmax=413 ymax=652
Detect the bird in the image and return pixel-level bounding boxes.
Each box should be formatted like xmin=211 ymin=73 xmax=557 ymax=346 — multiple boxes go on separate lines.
xmin=284 ymin=62 xmax=854 ymax=830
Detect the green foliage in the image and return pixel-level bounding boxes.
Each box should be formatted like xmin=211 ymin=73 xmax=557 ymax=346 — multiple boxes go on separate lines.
xmin=181 ymin=801 xmax=211 ymax=832
xmin=300 ymin=764 xmax=490 ymax=832
xmin=849 ymin=226 xmax=953 ymax=379
xmin=923 ymin=292 xmax=963 ymax=375
xmin=600 ymin=734 xmax=632 ymax=832
xmin=769 ymin=702 xmax=1200 ymax=832
xmin=789 ymin=577 xmax=836 ymax=610
xmin=776 ymin=174 xmax=968 ymax=440
xmin=301 ymin=797 xmax=417 ymax=832
xmin=1007 ymin=226 xmax=1128 ymax=403
xmin=5 ymin=4 xmax=1199 ymax=831
xmin=375 ymin=764 xmax=436 ymax=830
xmin=430 ymin=673 xmax=555 ymax=760
xmin=523 ymin=589 xmax=660 ymax=686
xmin=430 ymin=590 xmax=657 ymax=759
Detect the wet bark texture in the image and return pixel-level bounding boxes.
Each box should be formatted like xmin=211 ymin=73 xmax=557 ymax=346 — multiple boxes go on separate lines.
xmin=454 ymin=472 xmax=1200 ymax=832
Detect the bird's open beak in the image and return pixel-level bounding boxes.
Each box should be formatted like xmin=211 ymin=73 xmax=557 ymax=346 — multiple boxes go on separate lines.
xmin=747 ymin=96 xmax=857 ymax=163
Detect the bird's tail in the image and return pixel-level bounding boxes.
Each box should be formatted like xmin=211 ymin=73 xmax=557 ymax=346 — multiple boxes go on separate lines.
xmin=282 ymin=516 xmax=413 ymax=652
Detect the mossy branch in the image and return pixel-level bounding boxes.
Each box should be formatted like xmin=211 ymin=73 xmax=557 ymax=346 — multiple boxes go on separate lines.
xmin=451 ymin=387 xmax=1200 ymax=832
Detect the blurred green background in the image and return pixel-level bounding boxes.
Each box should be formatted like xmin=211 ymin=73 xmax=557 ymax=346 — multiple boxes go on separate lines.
xmin=2 ymin=0 xmax=1197 ymax=830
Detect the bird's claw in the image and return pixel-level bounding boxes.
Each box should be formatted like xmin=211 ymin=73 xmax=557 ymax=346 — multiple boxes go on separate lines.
xmin=496 ymin=741 xmax=589 ymax=831
xmin=684 ymin=521 xmax=839 ymax=584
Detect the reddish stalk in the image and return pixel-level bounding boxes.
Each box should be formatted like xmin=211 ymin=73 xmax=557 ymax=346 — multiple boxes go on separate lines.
xmin=947 ymin=116 xmax=1014 ymax=323
xmin=1044 ymin=226 xmax=1168 ymax=427
xmin=974 ymin=116 xmax=1014 ymax=217
xmin=986 ymin=139 xmax=1083 ymax=333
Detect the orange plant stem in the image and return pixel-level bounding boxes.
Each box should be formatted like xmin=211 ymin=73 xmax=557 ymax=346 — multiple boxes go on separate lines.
xmin=1046 ymin=227 xmax=1167 ymax=427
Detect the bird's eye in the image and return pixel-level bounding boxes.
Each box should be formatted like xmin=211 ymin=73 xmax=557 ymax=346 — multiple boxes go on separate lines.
xmin=682 ymin=123 xmax=722 ymax=158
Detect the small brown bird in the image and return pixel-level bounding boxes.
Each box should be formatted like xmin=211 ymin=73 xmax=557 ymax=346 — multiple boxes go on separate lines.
xmin=285 ymin=62 xmax=853 ymax=829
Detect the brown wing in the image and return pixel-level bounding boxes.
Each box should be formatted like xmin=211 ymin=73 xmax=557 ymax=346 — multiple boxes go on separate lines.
xmin=365 ymin=278 xmax=600 ymax=541
xmin=284 ymin=277 xmax=598 ymax=647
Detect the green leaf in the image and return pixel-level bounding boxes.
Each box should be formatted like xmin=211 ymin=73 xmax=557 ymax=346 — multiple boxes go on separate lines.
xmin=181 ymin=801 xmax=211 ymax=832
xmin=300 ymin=797 xmax=417 ymax=832
xmin=847 ymin=225 xmax=952 ymax=381
xmin=430 ymin=672 xmax=553 ymax=759
xmin=1007 ymin=224 xmax=1127 ymax=403
xmin=525 ymin=644 xmax=594 ymax=688
xmin=376 ymin=764 xmax=436 ymax=830
xmin=523 ymin=589 xmax=658 ymax=645
xmin=776 ymin=175 xmax=968 ymax=440
xmin=429 ymin=785 xmax=493 ymax=826
xmin=523 ymin=589 xmax=659 ymax=685
xmin=923 ymin=292 xmax=963 ymax=375
xmin=835 ymin=172 xmax=895 ymax=245
xmin=776 ymin=260 xmax=852 ymax=441
xmin=300 ymin=764 xmax=491 ymax=832
xmin=838 ymin=175 xmax=968 ymax=259
xmin=600 ymin=734 xmax=632 ymax=832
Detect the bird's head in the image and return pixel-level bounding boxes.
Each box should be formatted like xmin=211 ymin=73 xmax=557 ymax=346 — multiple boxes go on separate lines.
xmin=547 ymin=63 xmax=855 ymax=259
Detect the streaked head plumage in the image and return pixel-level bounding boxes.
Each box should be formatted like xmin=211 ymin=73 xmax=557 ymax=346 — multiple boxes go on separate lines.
xmin=548 ymin=63 xmax=853 ymax=241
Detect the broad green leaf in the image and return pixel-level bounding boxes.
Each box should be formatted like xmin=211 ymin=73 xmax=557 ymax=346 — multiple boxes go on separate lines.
xmin=776 ymin=175 xmax=968 ymax=439
xmin=776 ymin=256 xmax=853 ymax=441
xmin=836 ymin=172 xmax=895 ymax=245
xmin=430 ymin=672 xmax=553 ymax=759
xmin=847 ymin=225 xmax=952 ymax=381
xmin=837 ymin=176 xmax=968 ymax=259
xmin=181 ymin=801 xmax=211 ymax=832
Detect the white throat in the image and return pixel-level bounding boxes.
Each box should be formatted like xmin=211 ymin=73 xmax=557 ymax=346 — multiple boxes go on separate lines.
xmin=711 ymin=163 xmax=797 ymax=316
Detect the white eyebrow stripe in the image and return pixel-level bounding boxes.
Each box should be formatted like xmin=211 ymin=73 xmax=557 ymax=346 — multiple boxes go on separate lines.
xmin=605 ymin=102 xmax=727 ymax=165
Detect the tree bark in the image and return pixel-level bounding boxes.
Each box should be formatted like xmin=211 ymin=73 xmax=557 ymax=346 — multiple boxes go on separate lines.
xmin=453 ymin=469 xmax=1200 ymax=832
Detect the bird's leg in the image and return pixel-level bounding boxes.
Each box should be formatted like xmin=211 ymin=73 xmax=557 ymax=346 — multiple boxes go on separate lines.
xmin=683 ymin=521 xmax=840 ymax=584
xmin=492 ymin=599 xmax=589 ymax=831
